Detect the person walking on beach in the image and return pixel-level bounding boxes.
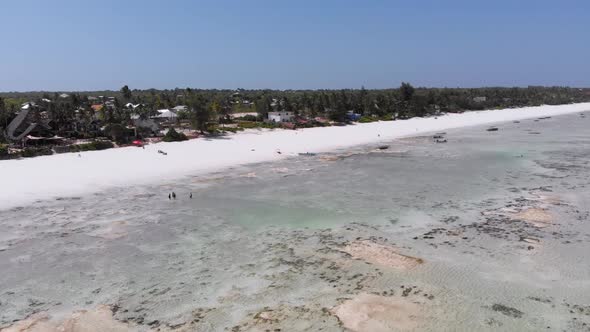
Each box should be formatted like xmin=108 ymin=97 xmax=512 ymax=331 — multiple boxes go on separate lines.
xmin=168 ymin=193 xmax=171 ymax=200
xmin=189 ymin=192 xmax=193 ymax=199
xmin=172 ymin=192 xmax=176 ymax=199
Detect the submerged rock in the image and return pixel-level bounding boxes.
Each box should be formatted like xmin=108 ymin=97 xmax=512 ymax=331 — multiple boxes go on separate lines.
xmin=519 ymin=236 xmax=540 ymax=244
xmin=491 ymin=304 xmax=523 ymax=318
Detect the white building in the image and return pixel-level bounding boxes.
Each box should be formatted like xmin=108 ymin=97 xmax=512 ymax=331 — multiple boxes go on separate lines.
xmin=473 ymin=96 xmax=487 ymax=103
xmin=231 ymin=112 xmax=258 ymax=119
xmin=153 ymin=109 xmax=178 ymax=119
xmin=171 ymin=105 xmax=188 ymax=112
xmin=21 ymin=102 xmax=36 ymax=110
xmin=268 ymin=111 xmax=294 ymax=122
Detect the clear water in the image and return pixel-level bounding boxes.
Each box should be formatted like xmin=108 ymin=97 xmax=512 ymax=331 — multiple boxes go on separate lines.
xmin=1 ymin=112 xmax=590 ymax=331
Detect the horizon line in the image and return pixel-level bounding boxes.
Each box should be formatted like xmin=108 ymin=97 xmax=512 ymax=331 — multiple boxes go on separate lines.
xmin=2 ymin=84 xmax=589 ymax=94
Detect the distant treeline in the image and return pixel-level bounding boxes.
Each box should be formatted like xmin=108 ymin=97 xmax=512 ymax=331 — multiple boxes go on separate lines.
xmin=1 ymin=84 xmax=589 ymax=140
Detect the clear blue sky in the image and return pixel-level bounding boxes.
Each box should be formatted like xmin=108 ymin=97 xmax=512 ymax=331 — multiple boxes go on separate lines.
xmin=1 ymin=0 xmax=589 ymax=91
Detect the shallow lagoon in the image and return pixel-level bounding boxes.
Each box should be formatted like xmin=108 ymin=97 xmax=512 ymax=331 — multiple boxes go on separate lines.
xmin=1 ymin=112 xmax=590 ymax=331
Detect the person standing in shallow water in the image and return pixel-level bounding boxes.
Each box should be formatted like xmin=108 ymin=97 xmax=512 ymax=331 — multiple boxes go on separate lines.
xmin=190 ymin=192 xmax=193 ymax=199
xmin=168 ymin=193 xmax=171 ymax=200
xmin=172 ymin=192 xmax=176 ymax=199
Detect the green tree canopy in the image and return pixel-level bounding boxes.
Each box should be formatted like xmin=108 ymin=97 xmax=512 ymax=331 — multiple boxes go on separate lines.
xmin=120 ymin=85 xmax=132 ymax=101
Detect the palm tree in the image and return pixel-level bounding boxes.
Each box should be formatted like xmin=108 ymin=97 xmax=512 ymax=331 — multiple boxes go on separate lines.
xmin=120 ymin=85 xmax=132 ymax=101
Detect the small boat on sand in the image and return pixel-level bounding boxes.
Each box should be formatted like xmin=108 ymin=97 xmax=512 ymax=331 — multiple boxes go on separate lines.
xmin=378 ymin=145 xmax=389 ymax=150
xmin=298 ymin=152 xmax=317 ymax=156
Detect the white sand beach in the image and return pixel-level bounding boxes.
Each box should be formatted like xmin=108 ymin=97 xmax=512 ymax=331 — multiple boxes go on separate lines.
xmin=1 ymin=103 xmax=589 ymax=210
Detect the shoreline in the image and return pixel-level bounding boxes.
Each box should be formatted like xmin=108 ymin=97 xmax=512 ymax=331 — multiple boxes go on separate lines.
xmin=1 ymin=102 xmax=589 ymax=210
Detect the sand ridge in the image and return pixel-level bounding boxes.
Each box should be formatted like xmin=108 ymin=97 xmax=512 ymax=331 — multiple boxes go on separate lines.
xmin=331 ymin=293 xmax=423 ymax=332
xmin=511 ymin=208 xmax=553 ymax=228
xmin=0 ymin=306 xmax=132 ymax=332
xmin=340 ymin=240 xmax=424 ymax=269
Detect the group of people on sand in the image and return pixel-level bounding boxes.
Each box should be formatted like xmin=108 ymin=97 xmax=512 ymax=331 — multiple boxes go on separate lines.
xmin=168 ymin=192 xmax=193 ymax=200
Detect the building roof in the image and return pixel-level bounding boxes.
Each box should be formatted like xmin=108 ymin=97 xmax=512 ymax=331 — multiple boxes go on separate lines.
xmin=91 ymin=104 xmax=104 ymax=111
xmin=26 ymin=135 xmax=64 ymax=140
xmin=125 ymin=103 xmax=142 ymax=109
xmin=230 ymin=112 xmax=258 ymax=118
xmin=154 ymin=109 xmax=178 ymax=118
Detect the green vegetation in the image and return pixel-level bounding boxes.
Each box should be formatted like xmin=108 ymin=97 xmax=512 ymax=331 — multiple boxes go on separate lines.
xmin=236 ymin=121 xmax=260 ymax=129
xmin=0 ymin=144 xmax=8 ymax=156
xmin=103 ymin=123 xmax=132 ymax=144
xmin=237 ymin=121 xmax=278 ymax=129
xmin=2 ymin=85 xmax=587 ymax=130
xmin=358 ymin=116 xmax=378 ymax=123
xmin=162 ymin=128 xmax=188 ymax=142
xmin=234 ymin=114 xmax=258 ymax=122
xmin=120 ymin=85 xmax=132 ymax=101
xmin=0 ymin=84 xmax=589 ymax=160
xmin=21 ymin=147 xmax=53 ymax=158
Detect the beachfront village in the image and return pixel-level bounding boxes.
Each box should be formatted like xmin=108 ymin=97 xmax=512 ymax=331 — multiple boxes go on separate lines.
xmin=1 ymin=85 xmax=589 ymax=159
